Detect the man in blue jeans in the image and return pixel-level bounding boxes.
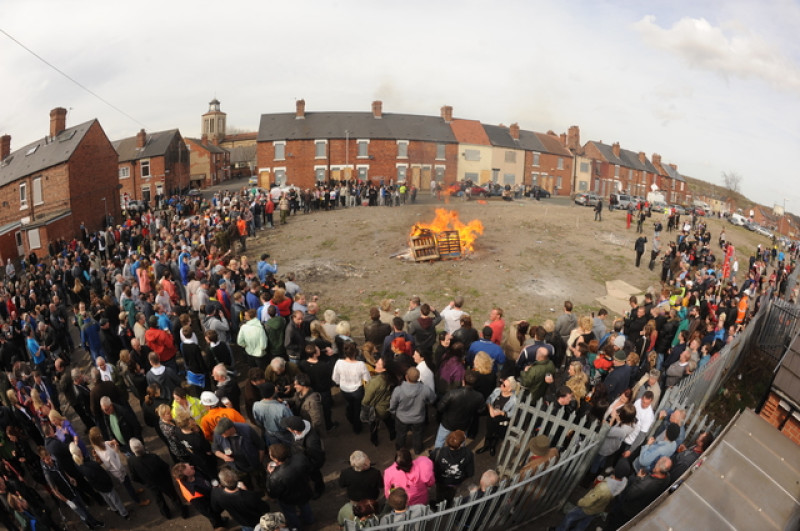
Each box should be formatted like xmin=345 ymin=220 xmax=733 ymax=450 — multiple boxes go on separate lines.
xmin=389 ymin=367 xmax=436 ymax=454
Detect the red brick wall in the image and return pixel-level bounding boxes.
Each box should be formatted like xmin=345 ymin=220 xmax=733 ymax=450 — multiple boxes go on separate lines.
xmin=68 ymin=121 xmax=120 ymax=233
xmin=760 ymin=391 xmax=800 ymax=446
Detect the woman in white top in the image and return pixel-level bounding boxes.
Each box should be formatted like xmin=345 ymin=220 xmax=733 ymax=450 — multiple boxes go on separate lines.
xmin=332 ymin=341 xmax=371 ymax=434
xmin=88 ymin=426 xmax=148 ymax=507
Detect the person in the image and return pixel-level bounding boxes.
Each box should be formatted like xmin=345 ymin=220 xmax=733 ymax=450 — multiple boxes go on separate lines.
xmin=607 ymin=456 xmax=672 ymax=530
xmin=238 ymin=309 xmax=269 ymax=369
xmin=478 ymin=376 xmax=519 ymax=456
xmin=144 ymin=315 xmax=178 ymax=372
xmin=337 ymin=498 xmax=381 ymax=529
xmin=669 ymin=430 xmax=715 ymax=482
xmin=39 ymin=446 xmax=105 ymax=529
xmin=338 ymin=450 xmax=383 ymax=503
xmin=383 ymin=449 xmax=435 ymax=507
xmin=519 ymin=434 xmax=560 ymax=475
xmin=604 ymin=350 xmax=633 ymax=401
xmin=172 ymin=462 xmax=226 ymax=529
xmin=622 ymin=391 xmax=656 ymax=457
xmin=440 ymin=296 xmax=466 ymax=335
xmin=280 ymin=415 xmax=326 ymax=499
xmin=363 ymin=306 xmax=392 ymax=350
xmin=594 ymin=198 xmax=603 ymax=221
xmin=291 ymin=373 xmax=325 ymax=434
xmin=556 ymin=460 xmax=630 ymax=531
xmin=431 ymin=430 xmax=474 ymax=503
xmin=87 ymin=425 xmax=146 ymax=506
xmin=265 ymin=442 xmax=314 ymax=530
xmin=634 ymin=236 xmax=647 ymax=268
xmin=520 ymin=346 xmax=555 ymax=403
xmin=555 ymin=301 xmax=578 ymax=345
xmin=146 ymin=351 xmax=181 ymax=399
xmin=100 ymin=396 xmax=142 ymax=454
xmin=633 ymin=423 xmax=680 ymax=473
xmin=172 ymin=387 xmax=207 ymax=424
xmin=210 ymin=465 xmax=271 ymax=531
xmin=589 ymin=403 xmax=637 ymax=477
xmin=485 ymin=307 xmax=505 ymax=345
xmin=332 ymin=341 xmax=370 ymax=434
xmin=378 ymin=487 xmax=428 ymax=527
xmin=70 ymin=441 xmax=131 ymax=520
xmin=434 ymin=371 xmax=485 ymax=448
xmin=390 ymin=367 xmax=436 ymax=454
xmin=212 ymin=362 xmax=241 ymax=412
xmin=212 ymin=417 xmax=265 ymax=486
xmin=127 ymin=438 xmax=190 ymax=520
xmin=199 ymin=390 xmax=246 ymax=440
xmin=631 ymin=369 xmax=662 ymax=408
xmin=298 ymin=343 xmax=336 ymax=431
xmin=406 ymin=303 xmax=442 ymax=358
xmin=466 ymin=326 xmax=506 ymax=372
xmin=362 ymin=356 xmax=396 ymax=446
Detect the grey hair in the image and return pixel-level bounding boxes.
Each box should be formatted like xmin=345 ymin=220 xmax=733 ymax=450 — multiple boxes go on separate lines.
xmin=270 ymin=357 xmax=286 ymax=370
xmin=212 ymin=363 xmax=227 ymax=378
xmin=71 ymin=368 xmax=82 ymax=380
xmin=350 ymin=450 xmax=370 ymax=472
xmin=99 ymin=396 xmax=112 ymax=408
xmin=129 ymin=437 xmax=145 ymax=456
xmin=649 ymin=369 xmax=661 ymax=379
xmin=218 ymin=466 xmax=238 ymax=489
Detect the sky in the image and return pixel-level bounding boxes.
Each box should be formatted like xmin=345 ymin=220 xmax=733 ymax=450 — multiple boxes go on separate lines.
xmin=1 ymin=0 xmax=799 ymax=212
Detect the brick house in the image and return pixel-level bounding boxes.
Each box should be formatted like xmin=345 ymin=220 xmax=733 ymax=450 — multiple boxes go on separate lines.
xmin=200 ymin=98 xmax=256 ymax=179
xmin=531 ymin=130 xmax=573 ymax=196
xmin=184 ymin=137 xmax=230 ymax=188
xmin=256 ymin=100 xmax=458 ymax=189
xmin=583 ymin=141 xmax=663 ymax=200
xmin=113 ymin=129 xmax=190 ymax=204
xmin=450 ymin=119 xmax=493 ymax=184
xmin=482 ymin=124 xmax=526 ymax=188
xmin=0 ymin=107 xmax=119 ymax=261
xmin=651 ymin=154 xmax=689 ymax=205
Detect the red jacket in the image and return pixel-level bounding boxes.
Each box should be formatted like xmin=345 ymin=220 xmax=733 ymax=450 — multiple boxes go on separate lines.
xmin=144 ymin=327 xmax=177 ymax=362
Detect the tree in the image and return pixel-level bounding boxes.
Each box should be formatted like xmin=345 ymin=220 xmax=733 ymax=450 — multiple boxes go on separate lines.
xmin=721 ymin=171 xmax=742 ymax=194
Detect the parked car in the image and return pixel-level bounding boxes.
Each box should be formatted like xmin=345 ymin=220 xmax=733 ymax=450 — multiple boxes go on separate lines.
xmin=575 ymin=192 xmax=600 ymax=207
xmin=692 ymin=207 xmax=706 ymax=217
xmin=754 ymin=225 xmax=774 ymax=238
xmin=670 ymin=204 xmax=688 ymax=215
xmin=123 ymin=199 xmax=147 ymax=212
xmin=652 ymin=201 xmax=668 ymax=213
xmin=609 ymin=193 xmax=633 ymax=210
xmin=728 ymin=213 xmax=747 ymax=226
xmin=529 ymin=185 xmax=551 ymax=198
xmin=448 ymin=183 xmax=489 ymax=197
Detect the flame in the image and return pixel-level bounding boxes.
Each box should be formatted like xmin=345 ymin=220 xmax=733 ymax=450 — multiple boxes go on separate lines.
xmin=410 ymin=208 xmax=485 ymax=253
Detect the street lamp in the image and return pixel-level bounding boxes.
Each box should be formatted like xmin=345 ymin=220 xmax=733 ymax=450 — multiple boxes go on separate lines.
xmin=101 ymin=196 xmax=107 ymax=225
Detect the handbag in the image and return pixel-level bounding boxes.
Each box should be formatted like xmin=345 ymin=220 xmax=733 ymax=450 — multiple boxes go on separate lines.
xmin=359 ymin=404 xmax=377 ymax=423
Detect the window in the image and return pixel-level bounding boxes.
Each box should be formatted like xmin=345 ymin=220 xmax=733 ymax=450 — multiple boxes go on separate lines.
xmin=397 ymin=141 xmax=408 ymax=158
xmin=579 ymin=181 xmax=589 ymax=191
xmin=141 ymin=185 xmax=151 ymax=202
xmin=532 ymin=152 xmax=540 ymax=166
xmin=531 ymin=172 xmax=539 ymax=184
xmin=209 ymin=120 xmax=214 ymax=133
xmin=614 ymin=165 xmax=620 ymax=178
xmin=274 ymin=169 xmax=286 ymax=186
xmin=315 ymin=140 xmax=327 ymax=158
xmin=580 ymin=162 xmax=590 ymax=173
xmin=505 ymin=151 xmax=516 ymax=163
xmin=358 ymin=166 xmax=368 ymax=180
xmin=436 ymin=144 xmax=446 ymax=160
xmin=464 ymin=149 xmax=480 ymax=161
xmin=680 ymin=182 xmax=684 ymax=191
xmin=25 ymin=145 xmax=38 ymax=156
xmin=141 ymin=159 xmax=151 ymax=178
xmin=357 ymin=140 xmax=369 ymax=158
xmin=33 ymin=177 xmax=43 ymax=205
xmin=434 ymin=166 xmax=445 ymax=182
xmin=628 ymin=168 xmax=633 ymax=179
xmin=314 ymin=167 xmax=326 ymax=182
xmin=503 ymin=173 xmax=515 ymax=185
xmin=119 ymin=167 xmax=130 ymax=179
xmin=274 ymin=142 xmax=285 ymax=161
xmin=557 ymin=158 xmax=564 ymax=170
xmin=28 ymin=228 xmax=40 ymax=250
xmin=397 ymin=165 xmax=407 ymax=182
xmin=19 ymin=182 xmax=27 ymax=208
xmin=556 ymin=176 xmax=563 ymax=188
xmin=465 ymin=172 xmax=479 ymax=181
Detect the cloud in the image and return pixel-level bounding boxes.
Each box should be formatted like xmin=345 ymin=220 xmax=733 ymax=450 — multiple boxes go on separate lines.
xmin=634 ymin=15 xmax=800 ymax=94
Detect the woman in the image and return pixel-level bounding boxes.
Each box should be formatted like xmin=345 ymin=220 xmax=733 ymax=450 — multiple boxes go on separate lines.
xmin=70 ymin=441 xmax=131 ymax=520
xmin=337 ymin=499 xmax=380 ymax=529
xmin=118 ymin=349 xmax=147 ymax=401
xmin=361 ymin=357 xmax=396 ymax=446
xmin=360 ymin=341 xmax=378 ymax=374
xmin=174 ymin=413 xmax=217 ymax=479
xmin=451 ymin=315 xmax=479 ymax=352
xmin=49 ymin=410 xmax=88 ymax=458
xmin=567 ymin=316 xmax=596 ymax=361
xmin=157 ymin=403 xmax=192 ymax=464
xmin=477 ymin=376 xmax=518 ymax=456
xmin=436 ymin=341 xmax=466 ymax=396
xmin=332 ymin=341 xmax=370 ymax=434
xmin=73 ymin=278 xmax=90 ymax=306
xmin=29 ymin=388 xmax=52 ymax=429
xmin=87 ymin=426 xmax=145 ymax=506
xmin=590 ymin=403 xmax=637 ymax=476
xmin=309 ymin=320 xmax=334 ymax=355
xmin=432 ymin=331 xmax=452 ymax=371
xmin=471 ymin=352 xmax=497 ymax=399
xmin=334 ymin=321 xmax=354 ymax=357
xmin=604 ymin=388 xmax=632 ymax=424
xmin=270 ymin=288 xmax=292 ymax=319
xmin=565 ymin=361 xmax=589 ymax=403
xmin=383 ymin=449 xmax=435 ymax=507
xmin=171 ymin=387 xmax=207 ymax=423
xmin=636 ymin=320 xmax=658 ymax=358
xmin=431 ymin=430 xmax=474 ymax=503
xmin=321 ymin=309 xmax=339 ymax=355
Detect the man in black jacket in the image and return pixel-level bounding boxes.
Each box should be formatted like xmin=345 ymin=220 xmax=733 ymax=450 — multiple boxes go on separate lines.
xmin=434 ymin=371 xmax=485 ymax=448
xmin=128 ymin=438 xmax=188 ymax=519
xmin=39 ymin=448 xmax=104 ymax=529
xmin=266 ymin=442 xmax=314 ymax=530
xmin=100 ymin=396 xmax=142 ymax=454
xmin=363 ymin=307 xmax=391 ymax=348
xmin=281 ymin=415 xmax=326 ymax=498
xmin=210 ymin=466 xmax=270 ymax=530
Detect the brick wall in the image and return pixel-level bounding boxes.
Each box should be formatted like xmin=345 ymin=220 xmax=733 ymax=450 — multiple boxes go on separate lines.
xmin=759 ymin=391 xmax=800 ymax=446
xmin=68 ymin=121 xmax=120 ymax=233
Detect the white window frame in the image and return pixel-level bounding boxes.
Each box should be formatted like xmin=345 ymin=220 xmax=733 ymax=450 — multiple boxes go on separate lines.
xmin=141 ymin=159 xmax=151 ymax=178
xmin=396 ymin=163 xmax=408 ymax=182
xmin=434 ymin=165 xmax=445 ymax=182
xmin=614 ymin=165 xmax=620 ymax=178
xmin=435 ymin=144 xmax=446 ymax=161
xmin=357 ymin=139 xmax=370 ymax=158
xmin=464 ymin=149 xmax=480 ymax=161
xmin=532 ymin=152 xmax=540 ymax=166
xmin=356 ymin=164 xmax=369 ymax=180
xmin=314 ymin=165 xmax=327 ymax=182
xmin=141 ymin=185 xmax=151 ymax=202
xmin=314 ymin=140 xmax=327 ymax=159
xmin=19 ymin=182 xmax=27 ymax=209
xmin=119 ymin=166 xmax=130 ymax=179
xmin=273 ymin=167 xmax=287 ymax=186
xmin=580 ymin=161 xmax=590 ymax=173
xmin=396 ymin=140 xmax=409 ymax=159
xmin=274 ymin=141 xmax=286 ymax=161
xmin=557 ymin=157 xmax=564 ymax=170
xmin=28 ymin=228 xmax=41 ymax=250
xmin=33 ymin=177 xmax=43 ymax=206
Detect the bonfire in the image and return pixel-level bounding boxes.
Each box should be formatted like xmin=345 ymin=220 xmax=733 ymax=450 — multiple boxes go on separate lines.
xmin=406 ymin=209 xmax=484 ymax=261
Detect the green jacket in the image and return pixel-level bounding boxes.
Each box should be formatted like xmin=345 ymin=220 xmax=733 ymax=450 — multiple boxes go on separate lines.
xmin=577 ymin=480 xmax=614 ymax=515
xmin=237 ymin=318 xmax=267 ymax=357
xmin=521 ymin=359 xmax=555 ymax=403
xmin=362 ymin=373 xmax=393 ymax=418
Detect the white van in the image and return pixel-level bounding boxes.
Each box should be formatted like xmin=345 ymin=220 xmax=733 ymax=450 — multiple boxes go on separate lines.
xmin=729 ymin=213 xmax=747 ymax=226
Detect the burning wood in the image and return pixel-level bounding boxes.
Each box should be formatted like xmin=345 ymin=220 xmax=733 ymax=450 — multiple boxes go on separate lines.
xmin=407 ymin=209 xmax=484 ymax=261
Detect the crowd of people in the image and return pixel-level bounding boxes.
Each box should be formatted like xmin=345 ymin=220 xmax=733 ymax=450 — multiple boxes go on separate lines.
xmin=0 ymin=180 xmax=796 ymax=531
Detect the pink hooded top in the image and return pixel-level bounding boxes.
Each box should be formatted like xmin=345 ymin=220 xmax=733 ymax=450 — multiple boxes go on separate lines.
xmin=383 ymin=456 xmax=435 ymax=506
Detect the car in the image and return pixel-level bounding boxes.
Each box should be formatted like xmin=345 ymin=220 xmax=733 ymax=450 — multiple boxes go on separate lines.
xmin=652 ymin=201 xmax=668 ymax=213
xmin=754 ymin=225 xmax=774 ymax=238
xmin=447 ymin=183 xmax=489 ymax=197
xmin=728 ymin=213 xmax=747 ymax=226
xmin=122 ymin=199 xmax=147 ymax=212
xmin=610 ymin=193 xmax=633 ymax=210
xmin=743 ymin=221 xmax=756 ymax=231
xmin=575 ymin=192 xmax=600 ymax=207
xmin=670 ymin=204 xmax=688 ymax=215
xmin=187 ymin=189 xmax=202 ymax=197
xmin=529 ymin=185 xmax=551 ymax=198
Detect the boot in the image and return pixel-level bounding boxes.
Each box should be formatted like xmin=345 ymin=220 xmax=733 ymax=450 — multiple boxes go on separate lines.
xmin=476 ymin=437 xmax=495 ymax=455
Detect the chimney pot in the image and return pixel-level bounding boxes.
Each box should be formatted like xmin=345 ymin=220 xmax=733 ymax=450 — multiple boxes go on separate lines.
xmin=136 ymin=129 xmax=147 ymax=149
xmin=559 ymin=133 xmax=567 ymax=145
xmin=372 ymin=100 xmax=383 ymax=119
xmin=567 ymin=125 xmax=580 ymax=152
xmin=612 ymin=142 xmax=621 ymax=158
xmin=296 ymin=99 xmax=306 ymax=119
xmin=638 ymin=151 xmax=647 ymax=164
xmin=0 ymin=135 xmax=10 ymax=160
xmin=49 ymin=107 xmax=67 ymax=138
xmin=440 ymin=105 xmax=453 ymax=123
xmin=652 ymin=153 xmax=662 ymax=167
xmin=509 ymin=123 xmax=520 ymax=140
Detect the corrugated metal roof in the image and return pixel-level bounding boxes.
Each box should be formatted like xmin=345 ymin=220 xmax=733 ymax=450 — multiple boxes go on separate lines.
xmin=257 ymin=112 xmax=457 ymax=143
xmin=774 ymin=334 xmax=800 ymax=407
xmin=0 ymin=119 xmax=96 ymax=186
xmin=630 ymin=409 xmax=800 ymax=530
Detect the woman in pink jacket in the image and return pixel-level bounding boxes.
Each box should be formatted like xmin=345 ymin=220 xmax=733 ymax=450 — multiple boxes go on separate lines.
xmin=383 ymin=449 xmax=435 ymax=506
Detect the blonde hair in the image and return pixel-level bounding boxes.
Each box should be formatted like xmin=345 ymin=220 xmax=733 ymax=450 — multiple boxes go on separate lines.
xmin=567 ymin=362 xmax=589 ymax=401
xmin=48 ymin=410 xmax=65 ymax=424
xmin=336 ymin=320 xmax=351 ymax=336
xmin=323 ymin=309 xmax=337 ymax=324
xmin=309 ymin=320 xmax=332 ymax=342
xmin=473 ymin=352 xmax=494 ymax=375
xmin=579 ymin=316 xmax=593 ymax=331
xmin=543 ymin=319 xmax=555 ymax=333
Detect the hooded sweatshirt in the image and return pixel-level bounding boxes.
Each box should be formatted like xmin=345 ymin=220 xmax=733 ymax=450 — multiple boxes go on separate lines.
xmin=389 ymin=381 xmax=436 ymax=424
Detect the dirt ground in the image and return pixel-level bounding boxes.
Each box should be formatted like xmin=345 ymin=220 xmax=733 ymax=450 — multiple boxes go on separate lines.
xmin=77 ymin=185 xmax=775 ymax=531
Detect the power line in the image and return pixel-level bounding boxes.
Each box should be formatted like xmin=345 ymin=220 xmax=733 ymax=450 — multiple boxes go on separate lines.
xmin=0 ymin=27 xmax=147 ymax=129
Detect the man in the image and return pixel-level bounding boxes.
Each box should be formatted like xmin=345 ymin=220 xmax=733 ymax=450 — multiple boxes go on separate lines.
xmin=291 ymin=374 xmax=325 ymax=435
xmin=89 ymin=368 xmax=122 ymax=439
xmin=440 ymin=296 xmax=466 ymax=335
xmin=381 ymin=317 xmax=416 ymax=357
xmin=485 ymin=307 xmax=505 ymax=345
xmin=64 ymin=367 xmax=95 ymax=430
xmin=378 ymin=487 xmax=428 ymax=527
xmin=402 ymin=295 xmax=422 ymax=324
xmin=263 ymin=305 xmax=287 ymax=360
xmin=389 ymin=367 xmax=436 ymax=454
xmin=516 ymin=326 xmax=554 ymax=374
xmin=466 ymin=326 xmax=506 ymax=373
xmin=607 ymin=456 xmax=672 ymax=529
xmin=146 ymin=351 xmax=181 ymax=399
xmin=632 ymin=369 xmax=662 ymax=407
xmin=39 ymin=447 xmax=104 ymax=529
xmin=252 ymin=382 xmax=293 ymax=446
xmin=237 ymin=309 xmax=268 ymax=369
xmin=172 ymin=462 xmax=226 ymax=530
xmin=634 ymin=423 xmax=680 ymax=473
xmin=669 ymin=431 xmax=715 ymax=482
xmin=594 ymin=198 xmax=603 ymax=221
xmin=300 ymin=300 xmax=320 ymax=337
xmin=257 ymin=253 xmax=278 ymax=284
xmin=363 ymin=307 xmax=392 ymax=348
xmin=634 ymin=235 xmax=648 ymax=268
xmin=199 ymin=391 xmax=246 ymax=441
xmin=604 ymin=350 xmax=633 ymax=401
xmin=212 ymin=363 xmax=241 ymax=412
xmin=622 ymin=391 xmax=656 ymax=456
xmin=555 ymin=460 xmax=629 ymax=531
xmin=265 ymin=356 xmax=301 ymax=399
xmin=204 ymin=304 xmax=231 ymax=344
xmin=281 ymin=415 xmax=326 ymax=498
xmin=412 ymin=349 xmax=435 ymax=394
xmin=43 ymin=423 xmax=105 ymax=506
xmin=284 ymin=310 xmax=306 ymax=361
xmin=435 ymin=371 xmax=485 ymax=447
xmin=100 ymin=396 xmax=142 ymax=454
xmin=144 ymin=315 xmax=178 ymax=372
xmin=520 ymin=346 xmax=555 ymax=403
xmin=555 ymin=301 xmax=577 ymax=344
xmin=210 ymin=466 xmax=271 ymax=531
xmin=298 ymin=344 xmax=336 ymax=431
xmin=265 ymin=442 xmax=314 ymax=529
xmin=212 ymin=417 xmax=265 ymax=485
xmin=406 ymin=303 xmax=441 ymax=358
xmin=127 ymin=438 xmax=189 ymax=519
xmin=592 ymin=308 xmax=608 ymax=342
xmin=99 ymin=317 xmax=123 ymax=364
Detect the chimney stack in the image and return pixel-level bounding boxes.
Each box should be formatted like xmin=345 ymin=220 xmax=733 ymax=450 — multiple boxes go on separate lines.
xmin=567 ymin=125 xmax=580 ymax=152
xmin=652 ymin=153 xmax=662 ymax=168
xmin=440 ymin=105 xmax=453 ymax=123
xmin=668 ymin=163 xmax=677 ymax=171
xmin=50 ymin=107 xmax=67 ymax=138
xmin=372 ymin=100 xmax=383 ymax=119
xmin=638 ymin=151 xmax=647 ymax=164
xmin=296 ymin=99 xmax=306 ymax=119
xmin=0 ymin=135 xmax=10 ymax=160
xmin=612 ymin=142 xmax=621 ymax=158
xmin=559 ymin=133 xmax=567 ymax=146
xmin=509 ymin=123 xmax=520 ymax=140
xmin=136 ymin=129 xmax=147 ymax=149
